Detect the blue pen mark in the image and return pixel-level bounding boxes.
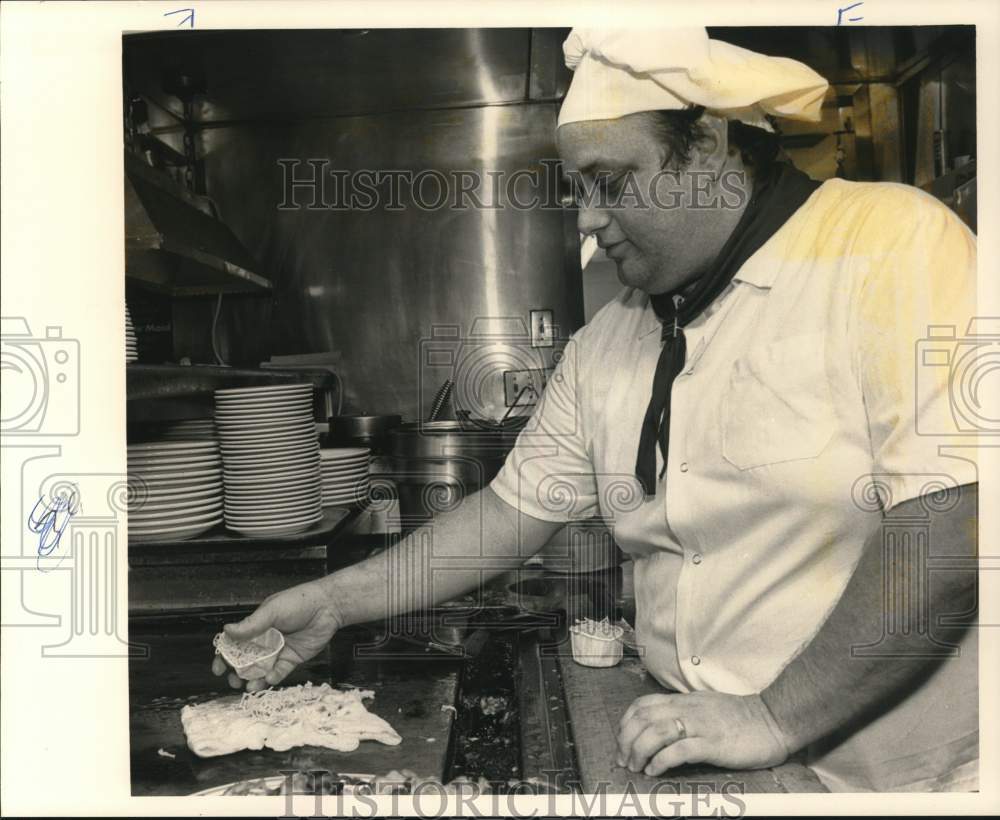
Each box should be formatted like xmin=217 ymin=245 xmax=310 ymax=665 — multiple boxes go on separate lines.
xmin=28 ymin=486 xmax=80 ymax=571
xmin=837 ymin=2 xmax=864 ymax=24
xmin=164 ymin=7 xmax=196 ymax=28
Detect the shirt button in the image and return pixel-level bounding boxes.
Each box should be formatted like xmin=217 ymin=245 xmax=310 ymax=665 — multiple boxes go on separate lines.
xmin=679 ymin=462 xmax=689 ymax=473
xmin=692 ymin=553 xmax=703 ymax=565
xmin=691 ymin=655 xmax=701 ymax=666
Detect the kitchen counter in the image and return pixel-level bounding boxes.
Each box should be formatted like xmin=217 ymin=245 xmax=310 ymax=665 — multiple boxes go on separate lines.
xmin=130 ymin=622 xmax=461 ymax=795
xmin=555 ymin=651 xmax=828 ymax=794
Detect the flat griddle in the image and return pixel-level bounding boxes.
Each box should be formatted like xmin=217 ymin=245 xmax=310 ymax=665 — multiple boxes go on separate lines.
xmin=129 ymin=623 xmax=462 ymax=796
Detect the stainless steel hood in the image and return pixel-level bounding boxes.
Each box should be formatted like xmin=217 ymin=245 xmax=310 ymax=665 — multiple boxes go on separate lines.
xmin=124 ymin=150 xmax=271 ymax=296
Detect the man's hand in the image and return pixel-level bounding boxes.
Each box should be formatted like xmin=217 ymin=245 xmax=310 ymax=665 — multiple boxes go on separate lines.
xmin=616 ymin=692 xmax=790 ymax=776
xmin=211 ymin=579 xmax=343 ymax=692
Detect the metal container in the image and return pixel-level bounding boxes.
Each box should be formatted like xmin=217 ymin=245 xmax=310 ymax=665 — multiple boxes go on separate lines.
xmin=327 ymin=414 xmax=402 ymax=452
xmin=388 ymin=421 xmax=514 ymax=526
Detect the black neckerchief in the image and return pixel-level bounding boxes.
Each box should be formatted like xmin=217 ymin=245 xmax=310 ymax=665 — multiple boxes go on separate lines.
xmin=634 ymin=161 xmax=820 ymax=497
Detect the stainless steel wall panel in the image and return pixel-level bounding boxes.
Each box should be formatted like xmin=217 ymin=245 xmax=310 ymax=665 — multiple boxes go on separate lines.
xmin=190 ymin=102 xmax=582 ymax=419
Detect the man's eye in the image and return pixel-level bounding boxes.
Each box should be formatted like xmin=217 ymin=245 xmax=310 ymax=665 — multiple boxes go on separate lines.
xmin=602 ymin=175 xmax=624 ymax=197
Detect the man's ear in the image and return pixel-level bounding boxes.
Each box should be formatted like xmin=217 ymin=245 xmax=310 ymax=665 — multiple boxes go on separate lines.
xmin=690 ymin=113 xmax=729 ymax=175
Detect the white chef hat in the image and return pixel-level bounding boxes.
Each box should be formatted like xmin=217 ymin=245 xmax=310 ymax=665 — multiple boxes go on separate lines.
xmin=558 ymin=28 xmax=829 ymax=132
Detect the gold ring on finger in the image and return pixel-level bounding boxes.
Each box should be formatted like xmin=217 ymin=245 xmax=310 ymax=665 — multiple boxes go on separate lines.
xmin=674 ymin=717 xmax=687 ymax=740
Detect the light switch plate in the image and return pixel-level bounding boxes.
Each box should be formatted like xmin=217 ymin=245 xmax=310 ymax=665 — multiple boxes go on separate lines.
xmin=530 ymin=309 xmax=554 ymax=348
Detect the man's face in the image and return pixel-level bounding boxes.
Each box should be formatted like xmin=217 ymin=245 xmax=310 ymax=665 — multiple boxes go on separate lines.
xmin=557 ymin=114 xmax=734 ymax=296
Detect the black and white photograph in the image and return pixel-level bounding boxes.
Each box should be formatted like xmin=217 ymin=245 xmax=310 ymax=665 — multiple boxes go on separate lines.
xmin=1 ymin=3 xmax=997 ymax=817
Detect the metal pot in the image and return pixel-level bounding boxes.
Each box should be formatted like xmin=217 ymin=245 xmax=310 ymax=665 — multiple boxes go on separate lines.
xmin=327 ymin=413 xmax=402 ymax=451
xmin=388 ymin=421 xmax=514 ymax=526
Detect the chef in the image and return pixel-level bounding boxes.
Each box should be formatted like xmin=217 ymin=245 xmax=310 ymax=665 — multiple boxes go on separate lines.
xmin=214 ymin=29 xmax=979 ymax=792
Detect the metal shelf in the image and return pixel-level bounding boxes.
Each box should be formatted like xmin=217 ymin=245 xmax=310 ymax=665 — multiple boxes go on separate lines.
xmin=128 ymin=506 xmax=363 ymax=557
xmin=124 ymin=151 xmax=272 ymax=296
xmin=125 ymin=363 xmax=338 ymax=402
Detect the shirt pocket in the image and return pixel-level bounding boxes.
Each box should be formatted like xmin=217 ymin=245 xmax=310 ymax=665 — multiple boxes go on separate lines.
xmin=722 ymin=333 xmax=837 ymax=470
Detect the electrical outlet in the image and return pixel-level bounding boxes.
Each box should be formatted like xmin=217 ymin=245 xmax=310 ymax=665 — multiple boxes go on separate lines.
xmin=530 ymin=309 xmax=554 ymax=348
xmin=503 ymin=368 xmax=551 ymax=408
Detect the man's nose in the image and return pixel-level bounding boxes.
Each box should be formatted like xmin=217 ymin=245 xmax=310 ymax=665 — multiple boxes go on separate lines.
xmin=577 ymin=200 xmax=611 ymax=237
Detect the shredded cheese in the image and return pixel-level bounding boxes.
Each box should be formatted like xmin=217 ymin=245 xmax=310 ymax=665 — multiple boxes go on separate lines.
xmin=569 ymin=617 xmax=622 ymax=639
xmin=238 ymin=683 xmax=375 ymax=730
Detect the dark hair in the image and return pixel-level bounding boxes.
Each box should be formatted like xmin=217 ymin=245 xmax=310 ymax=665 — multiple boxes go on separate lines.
xmin=644 ymin=106 xmax=781 ymax=172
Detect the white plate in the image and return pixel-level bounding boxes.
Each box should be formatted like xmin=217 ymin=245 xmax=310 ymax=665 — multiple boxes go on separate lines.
xmin=225 ymin=507 xmax=321 ymax=524
xmin=215 ymin=383 xmax=312 ymax=398
xmin=223 ymin=452 xmax=321 ymax=467
xmin=319 ymin=458 xmax=370 ymax=470
xmin=213 ymin=400 xmax=313 ymax=414
xmin=129 ymin=514 xmax=222 ymax=534
xmin=129 ymin=466 xmax=222 ymax=481
xmin=127 ymin=456 xmax=222 ymax=470
xmin=319 ymin=448 xmax=370 ymax=460
xmin=128 ymin=519 xmax=222 ymax=542
xmin=224 ymin=500 xmax=321 ymax=515
xmin=129 ymin=497 xmax=222 ymax=516
xmin=322 ymin=473 xmax=370 ymax=485
xmin=216 ymin=417 xmax=315 ymax=431
xmin=127 ymin=441 xmax=219 ymax=454
xmin=224 ymin=474 xmax=320 ymax=487
xmin=215 ymin=389 xmax=312 ymax=401
xmin=320 ymin=465 xmax=369 ymax=477
xmin=214 ymin=404 xmax=313 ymax=418
xmin=137 ymin=486 xmax=221 ymax=505
xmin=224 ymin=479 xmax=321 ymax=494
xmin=130 ymin=466 xmax=222 ymax=482
xmin=225 ymin=488 xmax=321 ymax=503
xmin=224 ymin=456 xmax=319 ymax=468
xmin=214 ymin=407 xmax=313 ymax=420
xmin=130 ymin=506 xmax=223 ymax=525
xmin=217 ymin=430 xmax=318 ymax=446
xmin=223 ymin=465 xmax=320 ymax=480
xmin=221 ymin=442 xmax=319 ymax=458
xmin=226 ymin=517 xmax=321 ymax=537
xmin=224 ymin=495 xmax=320 ymax=511
xmin=136 ymin=479 xmax=224 ymax=494
xmin=321 ymin=456 xmax=370 ymax=467
xmin=223 ymin=456 xmax=319 ymax=471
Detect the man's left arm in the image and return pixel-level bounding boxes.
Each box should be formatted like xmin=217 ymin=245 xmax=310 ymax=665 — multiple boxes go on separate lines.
xmin=616 ymin=482 xmax=977 ymax=775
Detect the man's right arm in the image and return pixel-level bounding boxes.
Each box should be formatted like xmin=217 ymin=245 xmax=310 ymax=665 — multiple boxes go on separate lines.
xmin=321 ymin=485 xmax=563 ymax=627
xmin=214 ymin=486 xmax=562 ymax=689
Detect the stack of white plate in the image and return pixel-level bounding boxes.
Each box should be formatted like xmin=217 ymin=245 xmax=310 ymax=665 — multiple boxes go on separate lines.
xmin=127 ymin=440 xmax=223 ymax=542
xmin=158 ymin=419 xmax=216 ymax=440
xmin=320 ymin=448 xmax=371 ymax=507
xmin=215 ymin=383 xmax=321 ymax=536
xmin=125 ymin=305 xmax=138 ymax=363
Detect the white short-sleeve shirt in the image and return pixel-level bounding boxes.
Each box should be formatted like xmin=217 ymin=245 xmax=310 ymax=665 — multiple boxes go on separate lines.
xmin=490 ymin=179 xmax=979 ymax=791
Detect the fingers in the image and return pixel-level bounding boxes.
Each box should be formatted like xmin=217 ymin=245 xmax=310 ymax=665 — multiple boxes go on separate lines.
xmin=644 ymin=738 xmax=707 ymax=776
xmin=211 ymin=656 xmax=227 ymax=677
xmin=264 ymin=656 xmax=298 ymax=687
xmin=618 ymin=704 xmax=668 ymax=766
xmin=224 ymin=603 xmax=274 ymax=641
xmin=246 ymin=676 xmax=270 ymax=693
xmin=227 ymin=671 xmax=243 ymax=690
xmin=624 ymin=718 xmax=686 ymax=773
